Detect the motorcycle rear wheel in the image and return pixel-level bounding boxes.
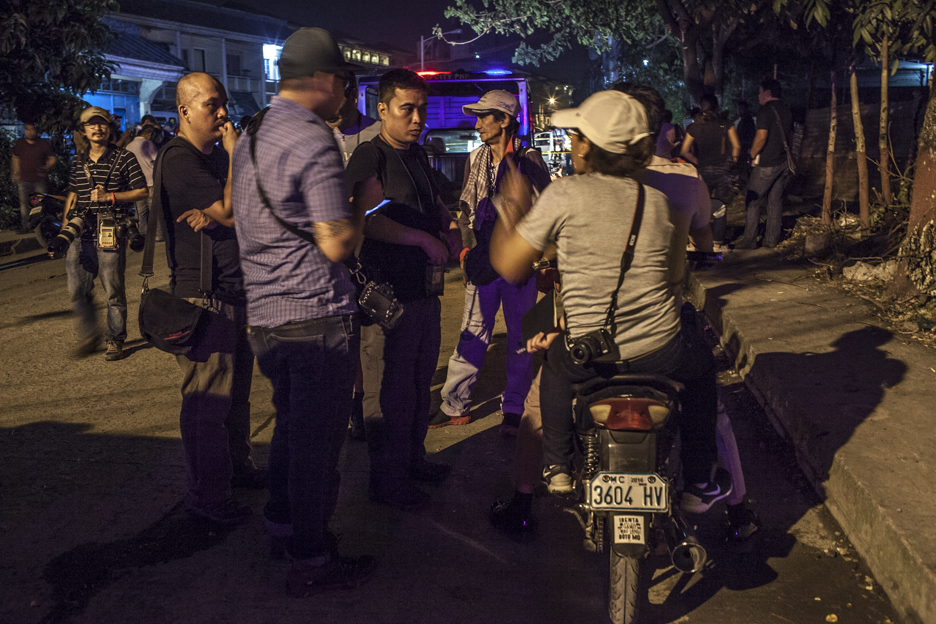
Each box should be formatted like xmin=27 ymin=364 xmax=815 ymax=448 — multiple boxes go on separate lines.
xmin=608 ymin=550 xmax=641 ymax=624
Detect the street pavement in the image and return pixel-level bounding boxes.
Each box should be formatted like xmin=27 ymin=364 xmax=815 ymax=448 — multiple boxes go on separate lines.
xmin=0 ymin=234 xmax=900 ymax=624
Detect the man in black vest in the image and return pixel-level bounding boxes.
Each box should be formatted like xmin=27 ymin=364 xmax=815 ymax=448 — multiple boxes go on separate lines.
xmin=345 ymin=69 xmax=460 ymax=511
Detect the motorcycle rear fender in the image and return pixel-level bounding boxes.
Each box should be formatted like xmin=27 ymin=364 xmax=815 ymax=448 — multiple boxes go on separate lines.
xmin=608 ymin=511 xmax=652 ymax=557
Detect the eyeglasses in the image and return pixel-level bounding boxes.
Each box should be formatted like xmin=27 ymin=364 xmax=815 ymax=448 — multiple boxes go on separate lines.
xmin=83 ymin=121 xmax=109 ymax=129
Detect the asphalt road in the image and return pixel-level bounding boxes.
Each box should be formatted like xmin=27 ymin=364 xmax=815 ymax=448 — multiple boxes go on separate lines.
xmin=0 ymin=245 xmax=899 ymax=624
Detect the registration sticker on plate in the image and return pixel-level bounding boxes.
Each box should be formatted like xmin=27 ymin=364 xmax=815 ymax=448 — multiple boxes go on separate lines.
xmin=589 ymin=472 xmax=669 ymax=512
xmin=614 ymin=515 xmax=644 ymax=544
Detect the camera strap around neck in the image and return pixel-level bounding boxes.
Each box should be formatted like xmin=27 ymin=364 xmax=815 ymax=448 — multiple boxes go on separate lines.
xmin=82 ymin=150 xmax=120 ymax=200
xmin=602 ymin=181 xmax=645 ymax=335
xmin=140 ymin=140 xmax=212 ymax=297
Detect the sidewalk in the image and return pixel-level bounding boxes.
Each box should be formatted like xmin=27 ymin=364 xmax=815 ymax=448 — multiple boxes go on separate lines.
xmin=0 ymin=227 xmax=44 ymax=259
xmin=688 ymin=248 xmax=936 ymax=624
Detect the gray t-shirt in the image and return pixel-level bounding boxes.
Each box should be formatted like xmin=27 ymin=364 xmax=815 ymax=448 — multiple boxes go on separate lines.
xmin=516 ymin=173 xmax=680 ymax=360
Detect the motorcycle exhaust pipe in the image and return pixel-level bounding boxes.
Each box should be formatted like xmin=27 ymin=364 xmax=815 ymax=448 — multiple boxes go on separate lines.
xmin=663 ymin=513 xmax=707 ymax=573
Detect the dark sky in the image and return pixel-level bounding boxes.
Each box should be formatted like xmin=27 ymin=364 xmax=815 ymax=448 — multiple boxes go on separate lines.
xmin=233 ymin=0 xmax=589 ymax=85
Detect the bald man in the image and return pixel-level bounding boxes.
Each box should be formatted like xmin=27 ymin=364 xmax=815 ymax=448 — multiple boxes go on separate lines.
xmin=153 ymin=72 xmax=265 ymax=524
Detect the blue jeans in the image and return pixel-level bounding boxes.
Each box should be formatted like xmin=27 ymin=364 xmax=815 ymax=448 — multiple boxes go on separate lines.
xmin=248 ymin=314 xmax=359 ymax=560
xmin=439 ymin=277 xmax=537 ymax=417
xmin=540 ymin=322 xmax=718 ymax=485
xmin=65 ymin=237 xmax=127 ymax=343
xmin=743 ymin=163 xmax=790 ymax=247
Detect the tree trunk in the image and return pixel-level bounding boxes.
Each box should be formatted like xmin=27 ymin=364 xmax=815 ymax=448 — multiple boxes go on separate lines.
xmin=678 ymin=24 xmax=705 ymax=104
xmin=822 ymin=69 xmax=837 ymax=226
xmin=879 ymin=35 xmax=892 ymax=207
xmin=850 ymin=67 xmax=870 ymax=231
xmin=888 ymin=88 xmax=936 ymax=298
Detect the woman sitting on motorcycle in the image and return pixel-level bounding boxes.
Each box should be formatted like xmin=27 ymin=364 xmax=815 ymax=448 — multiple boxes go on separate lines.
xmin=490 ymin=90 xmax=731 ymax=513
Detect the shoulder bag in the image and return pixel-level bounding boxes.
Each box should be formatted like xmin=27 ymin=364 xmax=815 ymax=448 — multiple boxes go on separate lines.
xmin=137 ymin=142 xmax=214 ymax=355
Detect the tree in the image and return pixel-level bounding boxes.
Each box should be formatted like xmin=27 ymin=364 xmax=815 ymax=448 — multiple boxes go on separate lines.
xmin=0 ymin=0 xmax=116 ymax=135
xmin=438 ymin=0 xmax=775 ymax=103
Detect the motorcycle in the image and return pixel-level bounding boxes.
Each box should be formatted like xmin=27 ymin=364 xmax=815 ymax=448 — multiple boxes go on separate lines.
xmin=27 ymin=193 xmax=66 ymax=249
xmin=563 ymin=251 xmax=720 ymax=624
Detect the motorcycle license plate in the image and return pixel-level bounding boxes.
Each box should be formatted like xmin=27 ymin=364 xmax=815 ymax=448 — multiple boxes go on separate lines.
xmin=589 ymin=472 xmax=669 ymax=512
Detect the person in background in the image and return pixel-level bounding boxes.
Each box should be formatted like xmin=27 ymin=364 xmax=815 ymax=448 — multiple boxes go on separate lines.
xmin=326 ymin=71 xmax=382 ymax=440
xmin=655 ymin=109 xmax=682 ymax=159
xmin=680 ymin=93 xmax=741 ymax=251
xmin=125 ymin=125 xmax=160 ymax=240
xmin=12 ymin=122 xmax=56 ymax=233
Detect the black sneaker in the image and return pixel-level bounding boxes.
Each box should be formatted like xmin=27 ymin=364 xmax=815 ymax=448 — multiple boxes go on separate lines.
xmin=499 ymin=412 xmax=522 ymax=436
xmin=726 ymin=499 xmax=762 ymax=541
xmin=489 ymin=498 xmax=535 ymax=542
xmin=232 ymin=465 xmax=269 ymax=489
xmin=369 ymin=481 xmax=430 ymax=511
xmin=409 ymin=458 xmax=451 ymax=483
xmin=104 ymin=340 xmax=124 ymax=361
xmin=286 ymin=554 xmax=376 ymax=597
xmin=681 ymin=467 xmax=733 ymax=513
xmin=187 ymin=498 xmax=252 ymax=524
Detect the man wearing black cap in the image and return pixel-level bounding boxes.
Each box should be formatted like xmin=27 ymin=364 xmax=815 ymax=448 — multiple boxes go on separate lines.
xmin=232 ymin=27 xmax=379 ymax=596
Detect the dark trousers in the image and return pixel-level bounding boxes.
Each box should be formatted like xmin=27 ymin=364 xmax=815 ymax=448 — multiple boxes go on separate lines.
xmin=248 ymin=314 xmax=359 ymax=560
xmin=743 ymin=163 xmax=790 ymax=247
xmin=698 ymin=163 xmax=733 ymax=243
xmin=177 ymin=299 xmax=254 ymax=510
xmin=361 ymin=296 xmax=441 ymax=489
xmin=540 ymin=323 xmax=718 ymax=485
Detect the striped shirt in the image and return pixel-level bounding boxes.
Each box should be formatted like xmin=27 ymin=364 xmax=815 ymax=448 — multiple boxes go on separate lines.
xmin=231 ymin=96 xmax=357 ymax=328
xmin=67 ymin=145 xmax=146 ymax=237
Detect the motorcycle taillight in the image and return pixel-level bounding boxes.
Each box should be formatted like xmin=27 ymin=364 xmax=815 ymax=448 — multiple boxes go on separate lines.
xmin=589 ymin=398 xmax=669 ymax=431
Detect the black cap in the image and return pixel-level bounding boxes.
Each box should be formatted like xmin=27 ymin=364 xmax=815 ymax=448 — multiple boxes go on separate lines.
xmin=278 ymin=28 xmax=364 ymax=80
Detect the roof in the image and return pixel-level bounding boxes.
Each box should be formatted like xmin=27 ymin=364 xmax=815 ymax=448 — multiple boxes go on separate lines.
xmin=114 ymin=0 xmax=292 ymax=41
xmin=105 ymin=19 xmax=185 ymax=67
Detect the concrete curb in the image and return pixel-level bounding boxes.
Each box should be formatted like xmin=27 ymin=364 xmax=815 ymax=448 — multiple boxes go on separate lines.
xmin=0 ymin=231 xmax=43 ymax=257
xmin=688 ymin=252 xmax=936 ymax=624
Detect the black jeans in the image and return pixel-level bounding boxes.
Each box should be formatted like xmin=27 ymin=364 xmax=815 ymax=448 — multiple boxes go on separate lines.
xmin=360 ymin=296 xmax=441 ymax=490
xmin=247 ymin=313 xmax=359 ymax=560
xmin=540 ymin=322 xmax=718 ymax=485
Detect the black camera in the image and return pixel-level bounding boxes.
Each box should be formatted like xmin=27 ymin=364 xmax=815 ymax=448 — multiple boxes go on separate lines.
xmin=48 ymin=215 xmax=87 ymax=256
xmin=568 ymin=327 xmax=618 ymax=366
xmin=121 ymin=220 xmax=145 ymax=252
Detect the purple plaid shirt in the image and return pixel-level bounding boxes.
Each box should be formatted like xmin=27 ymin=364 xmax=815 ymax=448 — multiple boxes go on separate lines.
xmin=232 ymin=96 xmax=357 ymax=328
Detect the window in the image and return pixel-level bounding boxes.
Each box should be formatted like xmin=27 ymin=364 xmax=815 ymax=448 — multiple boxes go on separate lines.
xmin=362 ymin=52 xmax=371 ymax=64
xmin=192 ymin=48 xmax=206 ymax=72
xmin=382 ymin=56 xmax=389 ymax=66
xmin=263 ymin=44 xmax=282 ymax=81
xmin=182 ymin=49 xmax=189 ymax=69
xmin=226 ymin=53 xmax=241 ymax=76
xmin=352 ymin=49 xmax=361 ymax=61
xmin=343 ymin=47 xmax=351 ymax=61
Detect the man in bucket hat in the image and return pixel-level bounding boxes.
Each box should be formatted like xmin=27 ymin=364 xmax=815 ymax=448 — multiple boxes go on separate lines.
xmin=429 ymin=90 xmax=550 ymax=433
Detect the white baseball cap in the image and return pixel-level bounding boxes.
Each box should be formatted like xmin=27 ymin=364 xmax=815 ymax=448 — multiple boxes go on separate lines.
xmin=550 ymin=91 xmax=650 ymax=154
xmin=462 ymin=89 xmax=522 ymax=119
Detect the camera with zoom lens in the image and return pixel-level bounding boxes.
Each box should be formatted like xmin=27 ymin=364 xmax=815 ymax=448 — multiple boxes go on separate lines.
xmin=47 ymin=215 xmax=87 ymax=257
xmin=568 ymin=327 xmax=618 ymax=366
xmin=121 ymin=219 xmax=145 ymax=252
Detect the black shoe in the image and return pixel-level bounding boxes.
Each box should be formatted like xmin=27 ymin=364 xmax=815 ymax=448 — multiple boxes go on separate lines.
xmin=681 ymin=467 xmax=733 ymax=513
xmin=369 ymin=481 xmax=430 ymax=511
xmin=104 ymin=340 xmax=124 ymax=361
xmin=489 ymin=498 xmax=535 ymax=542
xmin=232 ymin=465 xmax=269 ymax=489
xmin=726 ymin=499 xmax=762 ymax=541
xmin=409 ymin=458 xmax=451 ymax=483
xmin=287 ymin=554 xmax=376 ymax=597
xmin=499 ymin=412 xmax=522 ymax=436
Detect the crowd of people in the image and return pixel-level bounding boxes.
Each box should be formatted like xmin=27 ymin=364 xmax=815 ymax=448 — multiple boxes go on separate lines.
xmin=23 ymin=24 xmax=797 ymax=596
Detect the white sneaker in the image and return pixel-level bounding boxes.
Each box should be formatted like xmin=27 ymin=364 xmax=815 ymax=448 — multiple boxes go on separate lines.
xmin=542 ymin=465 xmax=574 ymax=496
